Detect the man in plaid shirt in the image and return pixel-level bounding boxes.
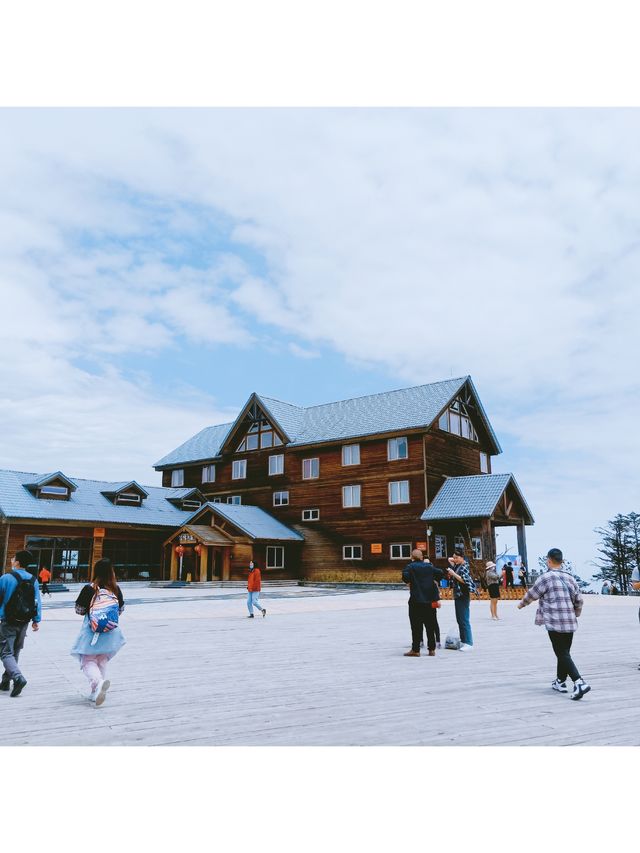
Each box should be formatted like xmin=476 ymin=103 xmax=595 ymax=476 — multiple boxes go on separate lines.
xmin=518 ymin=547 xmax=591 ymax=700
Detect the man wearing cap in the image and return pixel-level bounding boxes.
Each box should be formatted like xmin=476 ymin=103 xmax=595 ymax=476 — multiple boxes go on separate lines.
xmin=446 ymin=547 xmax=477 ymax=651
xmin=402 ymin=549 xmax=444 ymax=657
xmin=517 ymin=547 xmax=591 ymax=700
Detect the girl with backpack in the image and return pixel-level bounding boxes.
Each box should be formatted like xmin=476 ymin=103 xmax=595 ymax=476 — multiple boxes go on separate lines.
xmin=70 ymin=557 xmax=125 ymax=706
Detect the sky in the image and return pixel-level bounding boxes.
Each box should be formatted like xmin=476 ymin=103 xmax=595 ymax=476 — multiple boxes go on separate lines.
xmin=1 ymin=108 xmax=639 ymax=581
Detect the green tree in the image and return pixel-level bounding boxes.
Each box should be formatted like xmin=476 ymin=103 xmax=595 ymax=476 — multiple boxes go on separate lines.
xmin=592 ymin=514 xmax=635 ymax=593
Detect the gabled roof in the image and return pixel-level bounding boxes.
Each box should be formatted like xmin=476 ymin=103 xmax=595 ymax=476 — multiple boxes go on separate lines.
xmin=421 ymin=474 xmax=535 ymax=524
xmin=165 ymin=488 xmax=205 ymax=507
xmin=101 ymin=480 xmax=149 ymax=499
xmin=0 ymin=469 xmax=195 ymax=528
xmin=154 ymin=375 xmax=501 ymax=468
xmin=187 ymin=502 xmax=305 ymax=542
xmin=24 ymin=471 xmax=78 ymax=492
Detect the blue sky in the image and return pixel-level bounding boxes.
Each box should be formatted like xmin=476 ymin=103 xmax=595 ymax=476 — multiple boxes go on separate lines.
xmin=1 ymin=108 xmax=639 ymax=580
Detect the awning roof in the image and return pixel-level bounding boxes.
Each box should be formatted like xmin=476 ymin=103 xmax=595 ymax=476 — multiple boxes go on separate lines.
xmin=421 ymin=474 xmax=534 ymax=524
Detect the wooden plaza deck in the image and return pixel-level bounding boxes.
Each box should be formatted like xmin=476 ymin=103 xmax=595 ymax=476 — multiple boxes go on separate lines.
xmin=1 ymin=586 xmax=639 ymax=746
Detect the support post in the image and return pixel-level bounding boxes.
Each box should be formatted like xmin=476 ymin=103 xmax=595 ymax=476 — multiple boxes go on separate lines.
xmin=200 ymin=546 xmax=208 ymax=582
xmin=517 ymin=522 xmax=529 ymax=570
xmin=170 ymin=545 xmax=178 ymax=581
xmin=222 ymin=548 xmax=231 ymax=581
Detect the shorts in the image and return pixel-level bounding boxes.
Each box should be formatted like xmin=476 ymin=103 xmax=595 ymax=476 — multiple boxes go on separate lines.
xmin=488 ymin=583 xmax=500 ymax=599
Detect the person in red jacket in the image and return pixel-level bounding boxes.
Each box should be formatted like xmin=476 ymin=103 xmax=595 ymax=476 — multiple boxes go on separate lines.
xmin=247 ymin=561 xmax=266 ymax=618
xmin=39 ymin=566 xmax=52 ymax=597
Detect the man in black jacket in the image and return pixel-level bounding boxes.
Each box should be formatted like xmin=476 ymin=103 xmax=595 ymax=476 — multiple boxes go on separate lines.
xmin=402 ymin=549 xmax=444 ymax=657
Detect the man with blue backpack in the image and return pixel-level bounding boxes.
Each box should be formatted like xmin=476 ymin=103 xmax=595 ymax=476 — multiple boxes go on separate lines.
xmin=0 ymin=549 xmax=42 ymax=697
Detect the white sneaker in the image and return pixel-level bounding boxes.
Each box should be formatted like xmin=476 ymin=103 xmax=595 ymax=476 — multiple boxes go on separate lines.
xmin=459 ymin=643 xmax=474 ymax=652
xmin=570 ymin=680 xmax=591 ymax=701
xmin=551 ymin=679 xmax=568 ymax=693
xmin=94 ymin=679 xmax=111 ymax=707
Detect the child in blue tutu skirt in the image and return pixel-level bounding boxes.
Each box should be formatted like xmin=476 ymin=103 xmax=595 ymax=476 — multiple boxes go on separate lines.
xmin=71 ymin=557 xmax=125 ymax=706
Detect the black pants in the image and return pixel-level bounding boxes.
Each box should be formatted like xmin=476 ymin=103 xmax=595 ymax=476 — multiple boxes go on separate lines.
xmin=409 ymin=602 xmax=438 ymax=652
xmin=548 ymin=630 xmax=580 ymax=682
xmin=42 ymin=582 xmax=50 ymax=596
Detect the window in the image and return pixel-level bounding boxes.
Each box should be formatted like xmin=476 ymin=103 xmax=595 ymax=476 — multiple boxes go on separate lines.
xmin=387 ymin=436 xmax=408 ymax=461
xmin=302 ymin=458 xmax=319 ymax=479
xmin=115 ymin=492 xmax=142 ymax=506
xmin=39 ymin=485 xmax=69 ymax=497
xmin=268 ymin=454 xmax=284 ymax=476
xmin=202 ymin=464 xmax=216 ymax=484
xmin=342 ymin=485 xmax=361 ymax=508
xmin=472 ymin=537 xmax=483 ymax=560
xmin=454 ymin=535 xmax=465 ymax=550
xmin=343 ymin=545 xmax=363 ymax=560
xmin=212 ymin=498 xmax=222 ymax=503
xmin=273 ymin=491 xmax=289 ymax=506
xmin=388 ymin=480 xmax=410 ymax=504
xmin=232 ymin=460 xmax=247 ymax=480
xmin=479 ymin=452 xmax=489 ymax=474
xmin=236 ymin=406 xmax=284 ymax=451
xmin=435 ymin=534 xmax=447 ymax=559
xmin=391 ymin=543 xmax=412 ymax=560
xmin=302 ymin=509 xmax=320 ymax=521
xmin=182 ymin=500 xmax=201 ymax=511
xmin=171 ymin=469 xmax=184 ymax=487
xmin=342 ymin=444 xmax=360 ymax=466
xmin=266 ymin=546 xmax=284 ymax=569
xmin=227 ymin=496 xmax=242 ymax=505
xmin=438 ymin=395 xmax=479 ymax=442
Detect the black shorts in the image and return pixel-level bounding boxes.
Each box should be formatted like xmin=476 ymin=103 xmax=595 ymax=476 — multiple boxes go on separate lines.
xmin=488 ymin=583 xmax=500 ymax=599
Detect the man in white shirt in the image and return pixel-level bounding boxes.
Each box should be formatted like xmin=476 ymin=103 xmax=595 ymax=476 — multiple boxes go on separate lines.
xmin=631 ymin=567 xmax=640 ymax=670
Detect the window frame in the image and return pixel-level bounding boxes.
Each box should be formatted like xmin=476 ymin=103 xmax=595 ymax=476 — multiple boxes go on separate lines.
xmin=202 ymin=464 xmax=216 ymax=484
xmin=171 ymin=469 xmax=184 ymax=488
xmin=387 ymin=436 xmax=409 ymax=461
xmin=341 ymin=444 xmax=361 ymax=466
xmin=266 ymin=545 xmax=285 ymax=570
xmin=273 ymin=490 xmax=290 ymax=507
xmin=388 ymin=480 xmax=410 ymax=505
xmin=390 ymin=543 xmax=412 ymax=560
xmin=38 ymin=485 xmax=69 ymax=497
xmin=302 ymin=508 xmax=320 ymax=521
xmin=302 ymin=457 xmax=320 ymax=480
xmin=268 ymin=454 xmax=285 ymax=476
xmin=342 ymin=544 xmax=363 ymax=560
xmin=434 ymin=534 xmax=447 ymax=559
xmin=232 ymin=459 xmax=247 ymax=480
xmin=479 ymin=451 xmax=489 ymax=474
xmin=227 ymin=495 xmax=242 ymax=505
xmin=471 ymin=536 xmax=483 ymax=560
xmin=342 ymin=484 xmax=362 ymax=508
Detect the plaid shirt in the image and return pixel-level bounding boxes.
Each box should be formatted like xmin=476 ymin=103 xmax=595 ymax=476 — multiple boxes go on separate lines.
xmin=520 ymin=570 xmax=583 ymax=632
xmin=451 ymin=559 xmax=477 ymax=598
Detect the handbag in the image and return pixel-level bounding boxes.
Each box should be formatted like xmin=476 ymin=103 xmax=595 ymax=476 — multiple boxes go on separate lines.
xmin=431 ymin=600 xmax=441 ymax=609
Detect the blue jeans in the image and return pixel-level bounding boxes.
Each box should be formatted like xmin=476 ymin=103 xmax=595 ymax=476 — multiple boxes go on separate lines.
xmin=454 ymin=597 xmax=473 ymax=646
xmin=247 ymin=591 xmax=263 ymax=614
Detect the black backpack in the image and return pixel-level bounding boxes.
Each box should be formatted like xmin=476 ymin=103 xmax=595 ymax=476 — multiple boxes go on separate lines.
xmin=4 ymin=571 xmax=38 ymax=624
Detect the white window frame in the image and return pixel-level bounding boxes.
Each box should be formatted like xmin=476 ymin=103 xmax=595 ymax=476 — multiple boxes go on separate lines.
xmin=228 ymin=495 xmax=242 ymax=505
xmin=387 ymin=436 xmax=408 ymax=461
xmin=232 ymin=459 xmax=247 ymax=480
xmin=202 ymin=464 xmax=216 ymax=484
xmin=472 ymin=537 xmax=483 ymax=560
xmin=342 ymin=484 xmax=361 ymax=508
xmin=390 ymin=543 xmax=412 ymax=560
xmin=268 ymin=454 xmax=284 ymax=476
xmin=273 ymin=491 xmax=289 ymax=507
xmin=388 ymin=480 xmax=410 ymax=505
xmin=302 ymin=458 xmax=320 ymax=480
xmin=302 ymin=508 xmax=320 ymax=521
xmin=435 ymin=534 xmax=447 ymax=559
xmin=343 ymin=545 xmax=363 ymax=560
xmin=171 ymin=469 xmax=184 ymax=487
xmin=39 ymin=485 xmax=69 ymax=497
xmin=266 ymin=545 xmax=284 ymax=569
xmin=341 ymin=444 xmax=361 ymax=466
xmin=115 ymin=492 xmax=142 ymax=505
xmin=479 ymin=452 xmax=489 ymax=474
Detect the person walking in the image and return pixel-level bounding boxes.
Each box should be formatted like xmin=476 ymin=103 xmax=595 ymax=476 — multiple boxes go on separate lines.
xmin=447 ymin=547 xmax=477 ymax=651
xmin=247 ymin=561 xmax=266 ymax=618
xmin=517 ymin=547 xmax=590 ymax=700
xmin=485 ymin=560 xmax=501 ymax=620
xmin=402 ymin=549 xmax=444 ymax=656
xmin=71 ymin=557 xmax=125 ymax=706
xmin=39 ymin=565 xmax=52 ymax=597
xmin=505 ymin=561 xmax=515 ymax=588
xmin=0 ymin=549 xmax=42 ymax=697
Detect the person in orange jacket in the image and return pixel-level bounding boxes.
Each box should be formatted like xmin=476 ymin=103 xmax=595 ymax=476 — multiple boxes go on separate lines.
xmin=247 ymin=561 xmax=266 ymax=618
xmin=39 ymin=566 xmax=52 ymax=597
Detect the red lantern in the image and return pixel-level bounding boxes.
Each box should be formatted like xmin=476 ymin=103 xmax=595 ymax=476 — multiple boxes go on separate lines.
xmin=194 ymin=544 xmax=202 ymax=556
xmin=175 ymin=544 xmax=185 ymax=556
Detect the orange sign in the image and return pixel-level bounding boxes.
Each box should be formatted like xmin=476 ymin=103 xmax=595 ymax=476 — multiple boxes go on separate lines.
xmin=371 ymin=543 xmax=382 ymax=554
xmin=93 ymin=528 xmax=105 ymax=538
xmin=416 ymin=541 xmax=427 ymax=550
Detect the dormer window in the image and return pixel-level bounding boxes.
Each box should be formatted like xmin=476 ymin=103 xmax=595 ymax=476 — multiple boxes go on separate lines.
xmin=39 ymin=485 xmax=70 ymax=498
xmin=115 ymin=492 xmax=142 ymax=506
xmin=26 ymin=471 xmax=77 ymax=501
xmin=182 ymin=499 xmax=202 ymax=511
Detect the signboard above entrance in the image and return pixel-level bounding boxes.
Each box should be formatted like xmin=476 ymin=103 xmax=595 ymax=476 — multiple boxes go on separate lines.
xmin=179 ymin=532 xmax=197 ymax=544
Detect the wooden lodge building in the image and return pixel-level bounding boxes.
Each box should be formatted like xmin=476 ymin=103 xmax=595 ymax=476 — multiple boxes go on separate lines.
xmin=0 ymin=376 xmax=534 ymax=584
xmin=153 ymin=376 xmax=534 ymax=583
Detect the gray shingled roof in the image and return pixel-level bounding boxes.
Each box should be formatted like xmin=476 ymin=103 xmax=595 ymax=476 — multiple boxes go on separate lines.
xmin=188 ymin=502 xmax=304 ymax=542
xmin=421 ymin=474 xmax=534 ymax=524
xmin=155 ymin=376 xmax=501 ymax=467
xmin=0 ymin=469 xmax=195 ymax=528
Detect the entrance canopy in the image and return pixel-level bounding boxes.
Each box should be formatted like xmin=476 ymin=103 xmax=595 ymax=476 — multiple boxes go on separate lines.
xmin=421 ymin=473 xmax=534 ymax=525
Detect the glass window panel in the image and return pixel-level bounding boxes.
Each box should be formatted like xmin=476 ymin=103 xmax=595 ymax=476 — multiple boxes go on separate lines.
xmin=438 ymin=411 xmax=449 ymax=431
xmin=449 ymin=412 xmax=461 ymax=435
xmin=260 ymin=431 xmax=273 ymax=448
